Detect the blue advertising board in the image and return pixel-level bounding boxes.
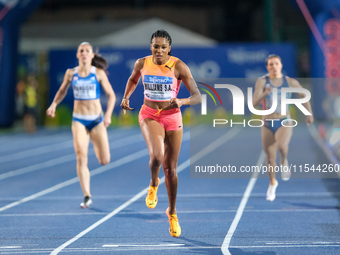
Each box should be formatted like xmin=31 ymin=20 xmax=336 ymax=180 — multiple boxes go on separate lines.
xmin=48 ymin=43 xmax=296 ymax=116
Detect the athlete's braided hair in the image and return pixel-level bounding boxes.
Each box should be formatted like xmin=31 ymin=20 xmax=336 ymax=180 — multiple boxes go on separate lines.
xmin=150 ymin=29 xmax=172 ymax=56
xmin=78 ymin=42 xmax=108 ymax=73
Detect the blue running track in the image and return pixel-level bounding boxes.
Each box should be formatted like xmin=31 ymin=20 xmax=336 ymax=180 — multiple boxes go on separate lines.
xmin=0 ymin=124 xmax=339 ymax=255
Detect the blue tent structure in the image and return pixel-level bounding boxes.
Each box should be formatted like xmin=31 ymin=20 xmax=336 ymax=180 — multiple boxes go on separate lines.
xmin=0 ymin=0 xmax=45 ymax=127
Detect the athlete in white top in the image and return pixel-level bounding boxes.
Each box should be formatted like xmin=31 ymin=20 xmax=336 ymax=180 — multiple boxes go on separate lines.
xmin=46 ymin=42 xmax=116 ymax=208
xmin=252 ymin=54 xmax=313 ymax=201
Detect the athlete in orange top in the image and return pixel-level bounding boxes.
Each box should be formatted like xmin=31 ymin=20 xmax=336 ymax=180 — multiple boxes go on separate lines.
xmin=121 ymin=29 xmax=201 ymax=237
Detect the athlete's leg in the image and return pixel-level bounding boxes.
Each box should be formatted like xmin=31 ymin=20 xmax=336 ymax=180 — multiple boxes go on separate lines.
xmin=275 ymin=126 xmax=293 ymax=166
xmin=163 ymin=128 xmax=183 ymax=215
xmin=163 ymin=128 xmax=183 ymax=237
xmin=262 ymin=126 xmax=277 ymax=185
xmin=72 ymin=121 xmax=91 ymax=197
xmin=90 ymin=122 xmax=110 ymax=165
xmin=140 ymin=118 xmax=165 ymax=187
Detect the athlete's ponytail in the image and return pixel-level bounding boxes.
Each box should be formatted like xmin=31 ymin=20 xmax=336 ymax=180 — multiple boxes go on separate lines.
xmin=92 ymin=50 xmax=108 ymax=74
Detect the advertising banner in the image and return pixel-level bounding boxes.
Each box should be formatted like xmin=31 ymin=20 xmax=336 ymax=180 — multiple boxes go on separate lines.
xmin=48 ymin=43 xmax=296 ymax=115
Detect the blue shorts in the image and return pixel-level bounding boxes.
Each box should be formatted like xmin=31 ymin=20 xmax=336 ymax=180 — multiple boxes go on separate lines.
xmin=72 ymin=113 xmax=104 ymax=131
xmin=264 ymin=117 xmax=289 ymax=134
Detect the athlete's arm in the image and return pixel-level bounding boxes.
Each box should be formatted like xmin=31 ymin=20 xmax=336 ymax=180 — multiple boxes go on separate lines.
xmin=171 ymin=60 xmax=201 ymax=108
xmin=252 ymin=77 xmax=271 ymax=107
xmin=97 ymin=68 xmax=116 ymax=127
xmin=46 ymin=68 xmax=73 ymax=118
xmin=121 ymin=58 xmax=144 ymax=113
xmin=287 ymin=77 xmax=314 ymax=125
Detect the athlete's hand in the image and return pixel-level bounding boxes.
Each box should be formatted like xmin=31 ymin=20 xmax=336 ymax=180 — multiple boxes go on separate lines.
xmin=169 ymin=98 xmax=182 ymax=108
xmin=103 ymin=114 xmax=111 ymax=128
xmin=120 ymin=98 xmax=135 ymax=114
xmin=306 ymin=115 xmax=314 ymax=126
xmin=46 ymin=103 xmax=57 ymax=118
xmin=264 ymin=86 xmax=272 ymax=95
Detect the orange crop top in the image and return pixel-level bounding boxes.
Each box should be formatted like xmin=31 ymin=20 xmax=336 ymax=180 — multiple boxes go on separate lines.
xmin=140 ymin=55 xmax=181 ymax=102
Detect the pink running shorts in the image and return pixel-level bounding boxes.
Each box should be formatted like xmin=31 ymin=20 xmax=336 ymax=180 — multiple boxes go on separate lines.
xmin=138 ymin=104 xmax=183 ymax=131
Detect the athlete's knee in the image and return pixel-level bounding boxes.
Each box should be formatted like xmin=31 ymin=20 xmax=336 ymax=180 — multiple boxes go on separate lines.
xmin=277 ymin=144 xmax=288 ymax=155
xmin=98 ymin=154 xmax=110 ymax=165
xmin=98 ymin=157 xmax=110 ymax=165
xmin=266 ymin=155 xmax=276 ymax=166
xmin=150 ymin=153 xmax=164 ymax=168
xmin=163 ymin=166 xmax=177 ymax=178
xmin=76 ymin=153 xmax=88 ymax=166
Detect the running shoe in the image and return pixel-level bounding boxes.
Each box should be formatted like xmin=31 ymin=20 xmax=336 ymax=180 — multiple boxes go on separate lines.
xmin=145 ymin=177 xmax=160 ymax=209
xmin=80 ymin=196 xmax=92 ymax=208
xmin=166 ymin=207 xmax=181 ymax=237
xmin=266 ymin=180 xmax=278 ymax=201
xmin=281 ymin=159 xmax=291 ymax=181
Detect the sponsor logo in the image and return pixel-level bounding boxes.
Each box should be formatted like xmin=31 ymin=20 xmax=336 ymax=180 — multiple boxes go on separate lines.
xmin=144 ymin=75 xmax=172 ymax=84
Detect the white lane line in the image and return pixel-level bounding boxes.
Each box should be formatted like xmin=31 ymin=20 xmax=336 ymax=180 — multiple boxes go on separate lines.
xmin=1 ymin=207 xmax=338 ymax=217
xmin=0 ymin=130 xmax=68 ymax=144
xmin=6 ymin=242 xmax=340 ymax=254
xmin=115 ymin=208 xmax=340 ymax=213
xmin=102 ymin=244 xmax=185 ymax=247
xmin=230 ymin=244 xmax=340 ymax=248
xmin=0 ymin=127 xmax=199 ymax=181
xmin=0 ymin=149 xmax=148 ymax=213
xmin=265 ymin=241 xmax=340 ymax=245
xmin=0 ymin=246 xmax=221 ymax=254
xmin=221 ymin=150 xmax=266 ymax=255
xmin=175 ymin=192 xmax=340 ymax=198
xmin=0 ymin=133 xmax=72 ymax=154
xmin=308 ymin=124 xmax=340 ymax=177
xmin=0 ymin=134 xmax=144 ymax=181
xmin=0 ymin=246 xmax=22 ymax=248
xmin=189 ymin=127 xmax=241 ymax=163
xmin=50 ymin=127 xmax=241 ymax=255
xmin=0 ymin=140 xmax=73 ymax=163
xmin=0 ymin=212 xmax=109 ymax=217
xmin=0 ymin=154 xmax=76 ymax=181
xmin=81 ymin=246 xmax=220 ymax=251
xmin=0 ymin=129 xmax=199 ymax=213
xmin=49 ymin=187 xmax=153 ymax=255
xmin=1 ymin=191 xmax=337 ymax=201
xmin=0 ymin=129 xmax=136 ymax=163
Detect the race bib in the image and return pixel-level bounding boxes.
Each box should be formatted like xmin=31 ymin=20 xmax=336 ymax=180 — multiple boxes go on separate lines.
xmin=73 ymin=79 xmax=97 ymax=99
xmin=143 ymin=75 xmax=173 ymax=101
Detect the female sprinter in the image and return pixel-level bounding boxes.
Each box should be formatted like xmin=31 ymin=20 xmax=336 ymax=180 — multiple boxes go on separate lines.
xmin=120 ymin=30 xmax=201 ymax=237
xmin=252 ymin=54 xmax=313 ymax=201
xmin=46 ymin=42 xmax=116 ymax=208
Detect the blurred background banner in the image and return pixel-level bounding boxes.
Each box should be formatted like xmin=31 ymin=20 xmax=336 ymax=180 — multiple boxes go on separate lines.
xmin=0 ymin=0 xmax=340 ymax=129
xmin=311 ymin=9 xmax=340 ymax=120
xmin=48 ymin=43 xmax=296 ymax=114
